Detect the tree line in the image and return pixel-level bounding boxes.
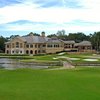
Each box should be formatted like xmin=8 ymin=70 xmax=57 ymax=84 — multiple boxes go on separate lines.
xmin=0 ymin=31 xmax=100 ymax=53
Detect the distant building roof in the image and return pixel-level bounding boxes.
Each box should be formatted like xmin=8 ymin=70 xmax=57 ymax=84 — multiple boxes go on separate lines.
xmin=64 ymin=41 xmax=75 ymax=44
xmin=22 ymin=36 xmax=48 ymax=43
xmin=6 ymin=35 xmax=63 ymax=44
xmin=46 ymin=37 xmax=63 ymax=43
xmin=75 ymin=41 xmax=92 ymax=46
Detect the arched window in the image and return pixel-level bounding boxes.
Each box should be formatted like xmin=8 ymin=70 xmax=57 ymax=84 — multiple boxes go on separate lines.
xmin=35 ymin=50 xmax=37 ymax=54
xmin=30 ymin=50 xmax=33 ymax=54
xmin=20 ymin=51 xmax=22 ymax=54
xmin=7 ymin=50 xmax=9 ymax=54
xmin=26 ymin=50 xmax=29 ymax=54
xmin=12 ymin=51 xmax=14 ymax=54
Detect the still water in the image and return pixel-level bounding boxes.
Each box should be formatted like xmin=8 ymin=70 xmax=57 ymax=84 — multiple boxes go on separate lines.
xmin=0 ymin=58 xmax=48 ymax=70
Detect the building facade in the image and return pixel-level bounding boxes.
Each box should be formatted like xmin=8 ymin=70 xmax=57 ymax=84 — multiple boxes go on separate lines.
xmin=74 ymin=41 xmax=92 ymax=52
xmin=64 ymin=40 xmax=92 ymax=52
xmin=5 ymin=33 xmax=93 ymax=55
xmin=5 ymin=33 xmax=64 ymax=55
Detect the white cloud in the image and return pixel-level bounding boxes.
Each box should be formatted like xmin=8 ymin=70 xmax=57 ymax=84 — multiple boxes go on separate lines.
xmin=80 ymin=0 xmax=100 ymax=9
xmin=0 ymin=0 xmax=100 ymax=35
xmin=0 ymin=0 xmax=100 ymax=23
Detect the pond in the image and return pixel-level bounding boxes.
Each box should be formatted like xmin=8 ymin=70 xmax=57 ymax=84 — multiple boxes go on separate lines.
xmin=0 ymin=58 xmax=48 ymax=70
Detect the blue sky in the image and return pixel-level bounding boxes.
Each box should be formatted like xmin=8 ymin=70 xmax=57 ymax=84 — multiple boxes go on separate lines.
xmin=0 ymin=0 xmax=100 ymax=37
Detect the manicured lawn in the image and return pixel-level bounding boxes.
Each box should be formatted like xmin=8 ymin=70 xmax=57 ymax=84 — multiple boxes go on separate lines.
xmin=0 ymin=68 xmax=100 ymax=100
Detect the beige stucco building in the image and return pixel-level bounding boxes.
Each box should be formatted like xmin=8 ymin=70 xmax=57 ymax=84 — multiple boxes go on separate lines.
xmin=5 ymin=33 xmax=64 ymax=55
xmin=5 ymin=32 xmax=93 ymax=55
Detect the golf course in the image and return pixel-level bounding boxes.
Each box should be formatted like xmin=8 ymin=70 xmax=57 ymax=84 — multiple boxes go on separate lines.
xmin=0 ymin=68 xmax=100 ymax=100
xmin=0 ymin=53 xmax=100 ymax=100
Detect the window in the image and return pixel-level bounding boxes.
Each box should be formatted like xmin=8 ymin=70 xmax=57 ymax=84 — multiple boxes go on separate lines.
xmin=47 ymin=44 xmax=52 ymax=47
xmin=20 ymin=51 xmax=22 ymax=54
xmin=54 ymin=44 xmax=59 ymax=48
xmin=47 ymin=45 xmax=49 ymax=47
xmin=7 ymin=45 xmax=9 ymax=48
xmin=16 ymin=42 xmax=19 ymax=48
xmin=42 ymin=50 xmax=45 ymax=53
xmin=35 ymin=50 xmax=37 ymax=54
xmin=26 ymin=50 xmax=29 ymax=54
xmin=42 ymin=44 xmax=46 ymax=47
xmin=30 ymin=44 xmax=33 ymax=48
xmin=7 ymin=50 xmax=9 ymax=54
xmin=12 ymin=51 xmax=14 ymax=53
xmin=30 ymin=50 xmax=33 ymax=54
xmin=38 ymin=50 xmax=40 ymax=53
xmin=38 ymin=45 xmax=40 ymax=48
xmin=35 ymin=44 xmax=37 ymax=48
xmin=20 ymin=43 xmax=22 ymax=48
xmin=12 ymin=43 xmax=14 ymax=48
xmin=87 ymin=46 xmax=91 ymax=49
xmin=26 ymin=44 xmax=29 ymax=48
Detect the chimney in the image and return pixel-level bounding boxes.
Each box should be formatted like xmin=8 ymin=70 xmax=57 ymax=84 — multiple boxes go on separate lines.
xmin=41 ymin=31 xmax=45 ymax=37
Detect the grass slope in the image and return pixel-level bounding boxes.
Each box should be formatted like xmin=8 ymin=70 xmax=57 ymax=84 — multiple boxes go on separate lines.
xmin=0 ymin=68 xmax=100 ymax=100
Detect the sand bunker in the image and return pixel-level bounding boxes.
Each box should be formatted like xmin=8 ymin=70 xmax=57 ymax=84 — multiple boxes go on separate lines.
xmin=83 ymin=59 xmax=98 ymax=61
xmin=53 ymin=57 xmax=58 ymax=59
xmin=57 ymin=52 xmax=65 ymax=55
xmin=68 ymin=58 xmax=80 ymax=60
xmin=57 ymin=56 xmax=68 ymax=59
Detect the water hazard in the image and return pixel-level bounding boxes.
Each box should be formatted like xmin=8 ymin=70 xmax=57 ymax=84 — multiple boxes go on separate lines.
xmin=0 ymin=58 xmax=48 ymax=70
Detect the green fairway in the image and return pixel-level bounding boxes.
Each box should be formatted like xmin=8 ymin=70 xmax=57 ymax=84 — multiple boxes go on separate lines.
xmin=0 ymin=68 xmax=100 ymax=100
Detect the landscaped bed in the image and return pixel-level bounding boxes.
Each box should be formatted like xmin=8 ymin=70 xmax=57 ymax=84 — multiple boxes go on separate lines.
xmin=0 ymin=68 xmax=100 ymax=100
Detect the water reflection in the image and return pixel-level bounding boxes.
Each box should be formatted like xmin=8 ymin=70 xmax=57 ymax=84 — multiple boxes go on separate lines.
xmin=0 ymin=58 xmax=48 ymax=70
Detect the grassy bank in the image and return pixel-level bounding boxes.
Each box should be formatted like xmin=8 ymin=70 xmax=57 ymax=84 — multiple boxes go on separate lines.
xmin=0 ymin=53 xmax=100 ymax=66
xmin=0 ymin=68 xmax=100 ymax=100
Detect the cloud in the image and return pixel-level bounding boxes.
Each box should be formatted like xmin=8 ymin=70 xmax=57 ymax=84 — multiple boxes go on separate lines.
xmin=0 ymin=0 xmax=22 ymax=8
xmin=0 ymin=0 xmax=100 ymax=23
xmin=0 ymin=0 xmax=100 ymax=36
xmin=80 ymin=0 xmax=100 ymax=9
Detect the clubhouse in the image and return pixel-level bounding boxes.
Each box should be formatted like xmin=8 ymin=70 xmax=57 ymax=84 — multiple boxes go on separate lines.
xmin=5 ymin=33 xmax=92 ymax=55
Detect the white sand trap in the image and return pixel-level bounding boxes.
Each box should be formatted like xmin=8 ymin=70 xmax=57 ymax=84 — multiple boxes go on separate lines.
xmin=53 ymin=57 xmax=58 ymax=59
xmin=93 ymin=54 xmax=97 ymax=56
xmin=69 ymin=58 xmax=80 ymax=60
xmin=57 ymin=52 xmax=65 ymax=55
xmin=57 ymin=56 xmax=68 ymax=59
xmin=83 ymin=59 xmax=98 ymax=61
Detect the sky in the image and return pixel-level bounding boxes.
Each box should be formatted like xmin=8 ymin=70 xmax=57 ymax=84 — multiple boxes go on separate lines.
xmin=0 ymin=0 xmax=100 ymax=37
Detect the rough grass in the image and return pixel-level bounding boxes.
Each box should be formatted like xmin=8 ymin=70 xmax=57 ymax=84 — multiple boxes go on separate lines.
xmin=0 ymin=68 xmax=100 ymax=100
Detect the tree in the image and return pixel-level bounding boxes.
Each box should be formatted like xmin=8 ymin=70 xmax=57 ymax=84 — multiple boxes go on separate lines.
xmin=47 ymin=34 xmax=57 ymax=38
xmin=9 ymin=35 xmax=19 ymax=39
xmin=56 ymin=29 xmax=67 ymax=40
xmin=91 ymin=32 xmax=100 ymax=52
xmin=0 ymin=36 xmax=8 ymax=53
xmin=27 ymin=32 xmax=40 ymax=36
xmin=67 ymin=32 xmax=89 ymax=42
